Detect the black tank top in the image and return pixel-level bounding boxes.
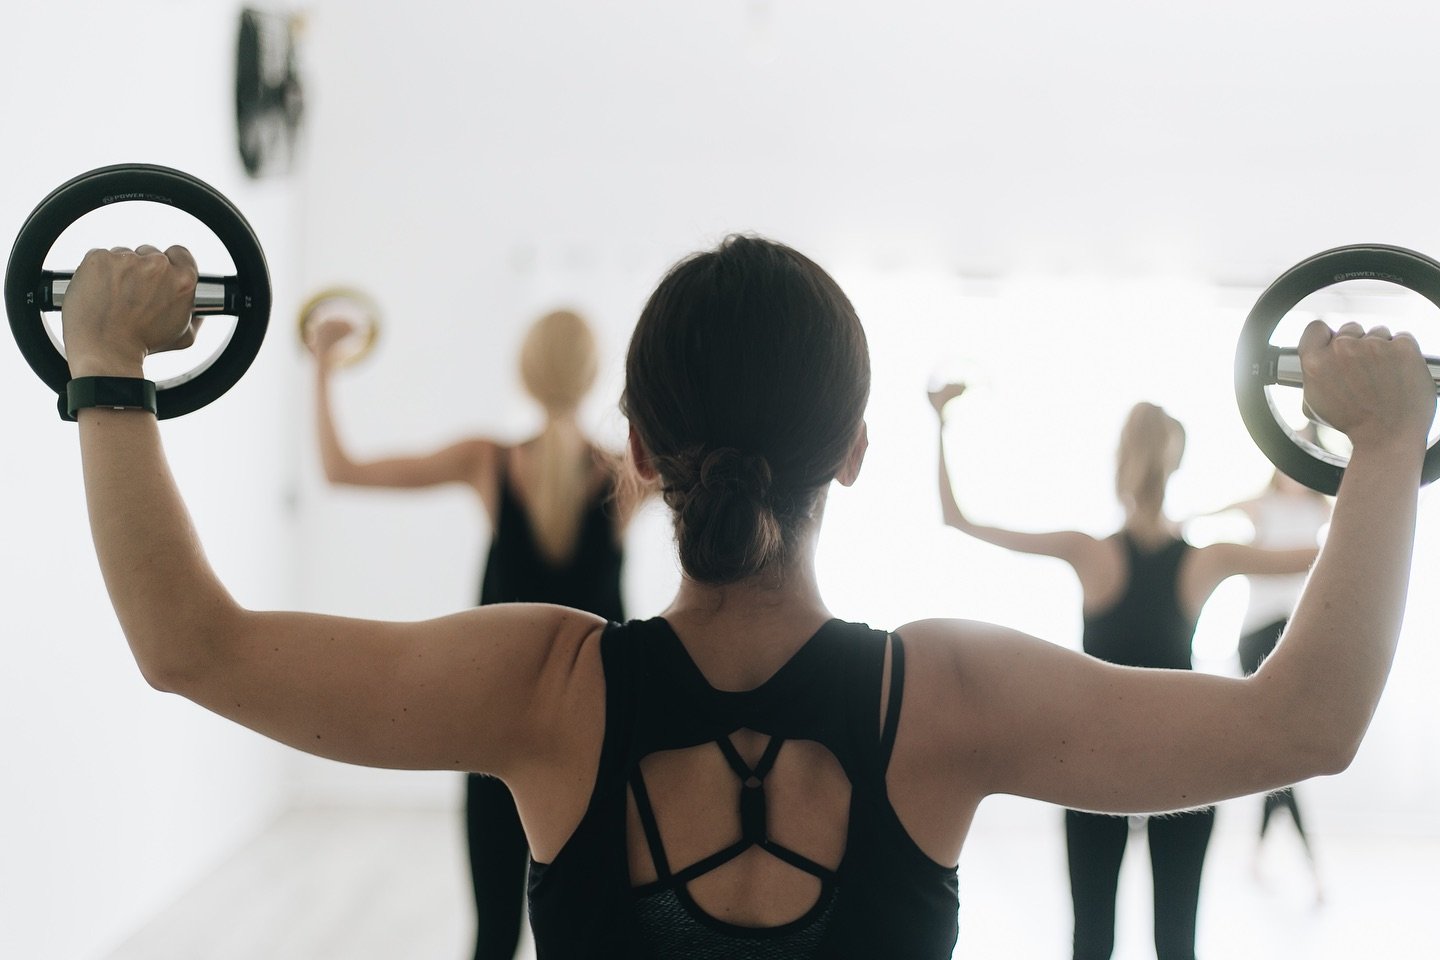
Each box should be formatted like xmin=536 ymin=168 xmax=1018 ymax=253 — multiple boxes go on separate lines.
xmin=478 ymin=454 xmax=625 ymax=621
xmin=1082 ymin=534 xmax=1196 ymax=670
xmin=527 ymin=617 xmax=960 ymax=959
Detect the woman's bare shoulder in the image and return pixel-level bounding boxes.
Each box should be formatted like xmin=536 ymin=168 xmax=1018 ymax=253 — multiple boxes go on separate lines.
xmin=893 ymin=617 xmax=1056 ymax=667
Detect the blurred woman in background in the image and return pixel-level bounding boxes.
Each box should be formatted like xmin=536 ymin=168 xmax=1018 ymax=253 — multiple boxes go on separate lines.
xmin=931 ymin=389 xmax=1319 ymax=960
xmin=309 ymin=309 xmax=647 ymax=960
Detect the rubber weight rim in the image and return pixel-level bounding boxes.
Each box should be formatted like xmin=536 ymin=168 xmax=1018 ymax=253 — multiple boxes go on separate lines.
xmin=4 ymin=163 xmax=271 ymax=419
xmin=1235 ymin=243 xmax=1440 ymax=494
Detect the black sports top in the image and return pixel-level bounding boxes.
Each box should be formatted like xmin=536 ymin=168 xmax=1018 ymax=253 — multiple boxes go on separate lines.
xmin=527 ymin=617 xmax=961 ymax=959
xmin=1082 ymin=534 xmax=1196 ymax=671
xmin=477 ymin=453 xmax=625 ymax=621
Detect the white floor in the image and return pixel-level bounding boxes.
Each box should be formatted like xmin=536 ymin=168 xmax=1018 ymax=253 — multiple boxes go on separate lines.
xmin=105 ymin=800 xmax=1440 ymax=959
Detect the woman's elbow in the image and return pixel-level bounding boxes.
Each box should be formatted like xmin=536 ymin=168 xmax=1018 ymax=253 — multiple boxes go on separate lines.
xmin=1245 ymin=677 xmax=1361 ymax=782
xmin=1275 ymin=718 xmax=1362 ymax=782
xmin=321 ymin=459 xmax=362 ymax=485
xmin=1312 ymin=732 xmax=1362 ymax=777
xmin=136 ymin=656 xmax=186 ymax=694
xmin=131 ymin=640 xmax=205 ymax=695
xmin=129 ymin=607 xmax=245 ymax=697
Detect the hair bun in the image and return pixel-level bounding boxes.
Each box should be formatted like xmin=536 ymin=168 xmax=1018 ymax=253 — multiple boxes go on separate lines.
xmin=659 ymin=446 xmax=784 ymax=583
xmin=697 ymin=447 xmax=772 ymax=503
xmin=620 ymin=235 xmax=870 ymax=584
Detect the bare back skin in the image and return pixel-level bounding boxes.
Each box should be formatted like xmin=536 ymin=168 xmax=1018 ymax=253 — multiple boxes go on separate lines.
xmin=623 ymin=601 xmax=856 ymax=926
xmin=499 ymin=435 xmax=628 ymax=562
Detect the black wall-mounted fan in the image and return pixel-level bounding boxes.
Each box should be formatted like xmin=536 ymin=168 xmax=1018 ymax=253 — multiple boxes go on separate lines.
xmin=235 ymin=7 xmax=305 ymax=178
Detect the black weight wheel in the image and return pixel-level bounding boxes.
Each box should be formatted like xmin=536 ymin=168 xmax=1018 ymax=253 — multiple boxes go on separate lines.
xmin=4 ymin=163 xmax=271 ymax=419
xmin=1235 ymin=243 xmax=1440 ymax=494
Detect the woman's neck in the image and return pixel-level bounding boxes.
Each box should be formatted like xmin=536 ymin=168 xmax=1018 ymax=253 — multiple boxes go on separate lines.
xmin=661 ymin=550 xmax=834 ymax=689
xmin=652 ymin=492 xmax=840 ymax=683
xmin=666 ymin=555 xmax=828 ymax=623
xmin=1122 ymin=506 xmax=1176 ymax=547
xmin=538 ymin=409 xmax=583 ymax=439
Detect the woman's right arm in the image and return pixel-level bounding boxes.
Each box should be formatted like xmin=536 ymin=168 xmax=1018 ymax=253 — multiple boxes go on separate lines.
xmin=931 ymin=383 xmax=1094 ymax=562
xmin=62 ymin=248 xmax=603 ymax=785
xmin=311 ymin=320 xmax=496 ymax=490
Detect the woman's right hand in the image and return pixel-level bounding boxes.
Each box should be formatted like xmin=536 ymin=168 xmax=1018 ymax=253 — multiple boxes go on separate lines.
xmin=928 ymin=381 xmax=967 ymax=417
xmin=61 ymin=244 xmax=200 ymax=378
xmin=1298 ymin=320 xmax=1436 ymax=454
xmin=307 ymin=317 xmax=358 ymax=368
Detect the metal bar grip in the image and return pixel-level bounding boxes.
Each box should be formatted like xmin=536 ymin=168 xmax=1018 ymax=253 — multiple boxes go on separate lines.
xmin=40 ymin=270 xmax=238 ymax=315
xmin=1268 ymin=346 xmax=1440 ymax=393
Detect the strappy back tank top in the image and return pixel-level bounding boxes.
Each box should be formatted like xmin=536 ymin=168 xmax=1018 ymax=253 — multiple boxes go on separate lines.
xmin=1082 ymin=533 xmax=1196 ymax=670
xmin=478 ymin=451 xmax=624 ymax=621
xmin=527 ymin=617 xmax=960 ymax=959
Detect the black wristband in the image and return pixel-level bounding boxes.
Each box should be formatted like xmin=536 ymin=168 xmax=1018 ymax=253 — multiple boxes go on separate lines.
xmin=62 ymin=377 xmax=158 ymax=421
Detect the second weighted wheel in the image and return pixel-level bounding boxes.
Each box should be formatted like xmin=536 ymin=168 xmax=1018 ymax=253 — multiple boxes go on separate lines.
xmin=1234 ymin=243 xmax=1440 ymax=494
xmin=297 ymin=287 xmax=380 ymax=367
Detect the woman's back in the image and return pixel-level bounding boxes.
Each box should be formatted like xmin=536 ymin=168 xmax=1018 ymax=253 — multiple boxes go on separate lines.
xmin=528 ymin=617 xmax=960 ymax=959
xmin=1081 ymin=533 xmax=1196 ymax=670
xmin=480 ymin=441 xmax=625 ymax=620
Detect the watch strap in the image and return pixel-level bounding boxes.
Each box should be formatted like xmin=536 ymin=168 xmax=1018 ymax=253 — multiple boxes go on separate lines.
xmin=62 ymin=377 xmax=158 ymax=421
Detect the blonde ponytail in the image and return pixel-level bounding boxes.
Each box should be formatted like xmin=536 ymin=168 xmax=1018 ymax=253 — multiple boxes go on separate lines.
xmin=1115 ymin=403 xmax=1185 ymax=517
xmin=516 ymin=310 xmax=602 ymax=564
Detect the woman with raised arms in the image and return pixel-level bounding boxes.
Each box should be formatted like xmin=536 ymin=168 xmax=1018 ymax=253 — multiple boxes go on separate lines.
xmin=61 ymin=236 xmax=1433 ymax=958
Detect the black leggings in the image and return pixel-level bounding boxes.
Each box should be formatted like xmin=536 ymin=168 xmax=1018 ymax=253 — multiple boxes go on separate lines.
xmin=1238 ymin=619 xmax=1314 ymax=850
xmin=1067 ymin=807 xmax=1216 ymax=960
xmin=1237 ymin=618 xmax=1285 ymax=678
xmin=465 ymin=773 xmax=529 ymax=960
xmin=1259 ymin=787 xmax=1310 ymax=845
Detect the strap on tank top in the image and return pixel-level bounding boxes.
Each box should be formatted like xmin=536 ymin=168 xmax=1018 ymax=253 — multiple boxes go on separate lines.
xmin=1120 ymin=530 xmax=1152 ymax=563
xmin=495 ymin=445 xmax=514 ymax=501
xmin=629 ymin=770 xmax=671 ymax=878
xmin=878 ymin=634 xmax=906 ymax=770
xmin=630 ymin=730 xmax=838 ymax=890
xmin=1121 ymin=530 xmax=1184 ymax=556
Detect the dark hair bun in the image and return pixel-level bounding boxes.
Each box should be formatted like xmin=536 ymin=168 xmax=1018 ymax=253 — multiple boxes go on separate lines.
xmin=663 ymin=447 xmax=784 ymax=583
xmin=622 ymin=235 xmax=870 ymax=584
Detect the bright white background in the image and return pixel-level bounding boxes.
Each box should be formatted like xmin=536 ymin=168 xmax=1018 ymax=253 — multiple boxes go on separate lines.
xmin=1 ymin=4 xmax=304 ymax=959
xmin=4 ymin=1 xmax=1440 ymax=957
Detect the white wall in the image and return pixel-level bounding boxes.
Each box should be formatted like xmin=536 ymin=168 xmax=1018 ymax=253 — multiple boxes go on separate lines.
xmin=0 ymin=3 xmax=302 ymax=958
xmin=291 ymin=0 xmax=1440 ymax=825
